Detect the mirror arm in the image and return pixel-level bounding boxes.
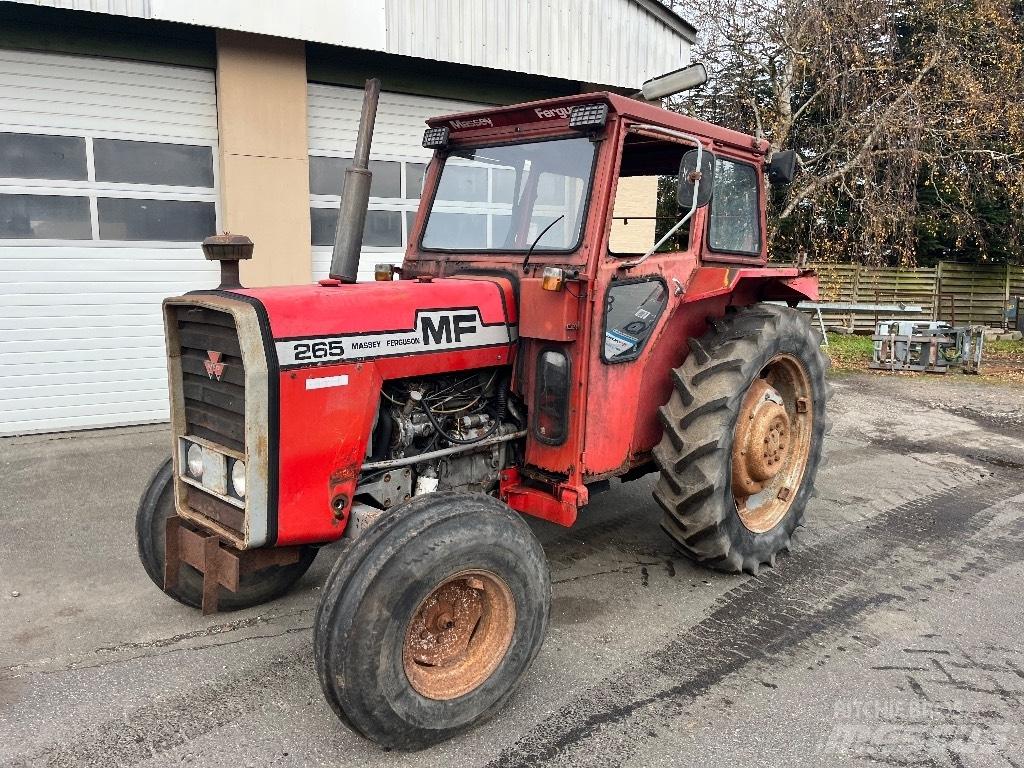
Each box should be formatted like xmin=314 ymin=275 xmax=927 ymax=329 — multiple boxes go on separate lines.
xmin=621 ymin=125 xmax=704 ymax=270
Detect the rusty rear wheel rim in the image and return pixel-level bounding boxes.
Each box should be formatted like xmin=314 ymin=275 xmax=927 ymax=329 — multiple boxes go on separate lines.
xmin=403 ymin=570 xmax=516 ymax=700
xmin=732 ymin=354 xmax=814 ymax=534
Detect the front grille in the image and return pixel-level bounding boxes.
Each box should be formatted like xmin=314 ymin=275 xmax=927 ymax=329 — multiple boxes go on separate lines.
xmin=174 ymin=305 xmax=246 ymax=452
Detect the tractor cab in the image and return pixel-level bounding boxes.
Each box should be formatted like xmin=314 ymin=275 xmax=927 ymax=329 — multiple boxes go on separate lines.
xmin=404 ymin=91 xmax=779 ymax=280
xmin=396 ymin=92 xmax=812 ymax=524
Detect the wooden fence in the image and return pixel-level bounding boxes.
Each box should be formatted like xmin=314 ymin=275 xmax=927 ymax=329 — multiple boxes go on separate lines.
xmin=810 ymin=262 xmax=1024 ymax=331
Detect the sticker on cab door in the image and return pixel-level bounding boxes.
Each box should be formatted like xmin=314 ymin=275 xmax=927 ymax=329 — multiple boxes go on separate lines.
xmin=604 ymin=329 xmax=639 ymax=358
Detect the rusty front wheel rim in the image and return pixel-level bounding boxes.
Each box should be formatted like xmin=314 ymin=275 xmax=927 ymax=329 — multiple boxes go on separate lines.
xmin=403 ymin=570 xmax=516 ymax=700
xmin=732 ymin=354 xmax=814 ymax=534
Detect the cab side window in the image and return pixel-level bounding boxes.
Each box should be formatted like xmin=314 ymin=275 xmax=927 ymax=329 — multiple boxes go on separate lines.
xmin=608 ymin=134 xmax=692 ymax=255
xmin=602 ymin=279 xmax=668 ymax=363
xmin=708 ymin=159 xmax=761 ymax=255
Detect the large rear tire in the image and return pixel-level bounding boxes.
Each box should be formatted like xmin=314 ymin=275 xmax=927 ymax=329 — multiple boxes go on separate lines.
xmin=135 ymin=458 xmax=317 ymax=610
xmin=653 ymin=303 xmax=830 ymax=574
xmin=314 ymin=492 xmax=550 ymax=750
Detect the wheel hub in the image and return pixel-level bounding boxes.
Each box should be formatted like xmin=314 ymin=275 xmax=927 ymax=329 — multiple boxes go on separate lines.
xmin=403 ymin=570 xmax=516 ymax=700
xmin=731 ymin=355 xmax=814 ymax=534
xmin=733 ymin=380 xmax=790 ymax=493
xmin=406 ymin=580 xmax=485 ymax=668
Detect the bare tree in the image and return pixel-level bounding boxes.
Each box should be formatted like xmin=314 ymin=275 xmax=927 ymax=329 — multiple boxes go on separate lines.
xmin=663 ymin=0 xmax=1024 ymax=265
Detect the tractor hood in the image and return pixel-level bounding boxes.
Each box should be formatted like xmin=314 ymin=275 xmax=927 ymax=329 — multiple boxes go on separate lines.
xmin=227 ymin=276 xmax=518 ymax=371
xmin=165 ymin=274 xmax=519 ymax=550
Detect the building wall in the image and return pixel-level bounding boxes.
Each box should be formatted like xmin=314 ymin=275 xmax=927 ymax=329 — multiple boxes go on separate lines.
xmin=385 ymin=0 xmax=692 ymax=90
xmin=215 ymin=30 xmax=312 ymax=285
xmin=609 ymin=177 xmax=660 ymax=254
xmin=0 ymin=0 xmax=695 ymax=89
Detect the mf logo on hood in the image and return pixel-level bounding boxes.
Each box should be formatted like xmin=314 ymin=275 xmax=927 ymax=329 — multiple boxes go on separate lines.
xmin=420 ymin=312 xmax=477 ymax=345
xmin=204 ymin=351 xmax=226 ymax=381
xmin=275 ymin=308 xmax=517 ymax=369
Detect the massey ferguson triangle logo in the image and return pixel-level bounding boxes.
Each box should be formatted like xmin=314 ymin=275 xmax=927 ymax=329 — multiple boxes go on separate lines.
xmin=204 ymin=351 xmax=226 ymax=381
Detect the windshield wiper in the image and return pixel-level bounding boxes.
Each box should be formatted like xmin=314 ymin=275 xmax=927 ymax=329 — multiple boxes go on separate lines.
xmin=521 ymin=215 xmax=565 ymax=274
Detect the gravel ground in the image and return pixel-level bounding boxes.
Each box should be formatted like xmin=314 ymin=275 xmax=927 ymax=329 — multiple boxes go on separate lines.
xmin=1 ymin=372 xmax=1022 ymax=768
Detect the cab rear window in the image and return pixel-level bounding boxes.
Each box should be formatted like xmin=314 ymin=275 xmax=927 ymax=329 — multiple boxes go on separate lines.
xmin=708 ymin=159 xmax=761 ymax=255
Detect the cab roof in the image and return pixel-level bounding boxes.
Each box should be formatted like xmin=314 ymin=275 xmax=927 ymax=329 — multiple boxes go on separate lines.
xmin=427 ymin=91 xmax=768 ymax=157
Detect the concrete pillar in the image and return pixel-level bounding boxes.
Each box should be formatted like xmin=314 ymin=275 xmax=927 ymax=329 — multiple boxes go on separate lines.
xmin=215 ymin=30 xmax=311 ymax=286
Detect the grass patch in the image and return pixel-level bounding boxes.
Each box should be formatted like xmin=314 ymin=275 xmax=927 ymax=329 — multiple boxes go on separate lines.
xmin=823 ymin=332 xmax=1024 ymax=385
xmin=985 ymin=338 xmax=1024 ymax=362
xmin=825 ymin=333 xmax=874 ymax=371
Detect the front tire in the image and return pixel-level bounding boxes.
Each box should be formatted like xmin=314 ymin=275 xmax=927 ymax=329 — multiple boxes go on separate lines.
xmin=653 ymin=303 xmax=830 ymax=574
xmin=314 ymin=492 xmax=550 ymax=750
xmin=135 ymin=458 xmax=317 ymax=610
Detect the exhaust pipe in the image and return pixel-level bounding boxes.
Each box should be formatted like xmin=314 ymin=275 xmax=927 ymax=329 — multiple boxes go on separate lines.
xmin=329 ymin=78 xmax=381 ymax=283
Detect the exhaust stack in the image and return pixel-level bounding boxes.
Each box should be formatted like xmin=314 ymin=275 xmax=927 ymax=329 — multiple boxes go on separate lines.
xmin=329 ymin=78 xmax=381 ymax=283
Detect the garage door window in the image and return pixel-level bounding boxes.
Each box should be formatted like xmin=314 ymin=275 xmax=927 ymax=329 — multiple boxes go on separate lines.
xmin=0 ymin=193 xmax=91 ymax=239
xmin=97 ymin=198 xmax=216 ymax=242
xmin=309 ymin=155 xmax=423 ymax=248
xmin=310 ymin=208 xmax=404 ymax=248
xmin=0 ymin=133 xmax=88 ymax=181
xmin=0 ymin=132 xmax=217 ymax=244
xmin=405 ymin=163 xmax=426 ymax=199
xmin=93 ymin=139 xmax=214 ymax=188
xmin=309 ymin=157 xmax=402 ymax=198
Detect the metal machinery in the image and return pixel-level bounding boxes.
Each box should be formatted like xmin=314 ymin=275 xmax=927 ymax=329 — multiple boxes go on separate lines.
xmin=871 ymin=320 xmax=986 ymax=374
xmin=136 ymin=73 xmax=831 ymax=749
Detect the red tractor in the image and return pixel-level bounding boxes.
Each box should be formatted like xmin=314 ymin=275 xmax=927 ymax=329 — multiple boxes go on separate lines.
xmin=137 ymin=73 xmax=828 ymax=749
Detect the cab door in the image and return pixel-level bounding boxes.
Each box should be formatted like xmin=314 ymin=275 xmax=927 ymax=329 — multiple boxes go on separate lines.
xmin=582 ymin=127 xmax=709 ymax=478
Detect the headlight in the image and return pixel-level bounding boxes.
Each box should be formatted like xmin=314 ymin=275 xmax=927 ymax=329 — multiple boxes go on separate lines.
xmin=231 ymin=460 xmax=246 ymax=498
xmin=186 ymin=443 xmax=204 ymax=478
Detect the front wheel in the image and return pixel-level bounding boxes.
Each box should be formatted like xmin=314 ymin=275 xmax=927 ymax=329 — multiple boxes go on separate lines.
xmin=314 ymin=492 xmax=550 ymax=750
xmin=653 ymin=303 xmax=830 ymax=574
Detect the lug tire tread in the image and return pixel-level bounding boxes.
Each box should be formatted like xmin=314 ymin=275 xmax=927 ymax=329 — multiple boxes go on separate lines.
xmin=652 ymin=303 xmax=831 ymax=574
xmin=314 ymin=492 xmax=550 ymax=750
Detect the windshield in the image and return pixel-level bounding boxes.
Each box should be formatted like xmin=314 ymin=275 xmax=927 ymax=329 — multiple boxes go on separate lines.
xmin=420 ymin=136 xmax=596 ymax=252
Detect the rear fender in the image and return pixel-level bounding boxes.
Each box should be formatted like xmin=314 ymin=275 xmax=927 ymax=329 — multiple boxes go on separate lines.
xmin=683 ymin=266 xmax=819 ymax=307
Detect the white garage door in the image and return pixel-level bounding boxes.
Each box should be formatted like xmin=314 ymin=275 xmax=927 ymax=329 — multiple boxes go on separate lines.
xmin=0 ymin=50 xmax=219 ymax=436
xmin=307 ymin=84 xmax=486 ymax=281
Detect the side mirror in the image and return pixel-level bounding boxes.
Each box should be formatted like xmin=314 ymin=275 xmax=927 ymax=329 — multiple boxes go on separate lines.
xmin=767 ymin=149 xmax=798 ymax=186
xmin=677 ymin=149 xmax=715 ymax=209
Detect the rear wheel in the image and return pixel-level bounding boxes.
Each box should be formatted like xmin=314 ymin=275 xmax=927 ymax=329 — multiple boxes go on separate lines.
xmin=314 ymin=492 xmax=549 ymax=750
xmin=653 ymin=303 xmax=830 ymax=574
xmin=135 ymin=458 xmax=317 ymax=610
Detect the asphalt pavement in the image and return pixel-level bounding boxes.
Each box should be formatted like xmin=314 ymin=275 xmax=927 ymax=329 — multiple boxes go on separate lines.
xmin=1 ymin=372 xmax=1022 ymax=768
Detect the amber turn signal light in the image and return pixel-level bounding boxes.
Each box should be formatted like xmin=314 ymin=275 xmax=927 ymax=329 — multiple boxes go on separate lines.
xmin=541 ymin=266 xmax=565 ymax=292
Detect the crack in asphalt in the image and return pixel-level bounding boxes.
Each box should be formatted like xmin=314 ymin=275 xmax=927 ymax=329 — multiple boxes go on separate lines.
xmin=10 ymin=625 xmax=315 ymax=679
xmin=865 ymin=432 xmax=1024 ymax=472
xmin=3 ymin=643 xmax=317 ymax=768
xmin=1 ymin=608 xmax=316 ymax=677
